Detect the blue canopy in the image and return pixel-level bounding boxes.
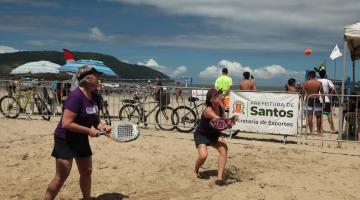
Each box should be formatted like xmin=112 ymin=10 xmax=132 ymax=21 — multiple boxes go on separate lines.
xmin=59 ymin=59 xmax=118 ymax=77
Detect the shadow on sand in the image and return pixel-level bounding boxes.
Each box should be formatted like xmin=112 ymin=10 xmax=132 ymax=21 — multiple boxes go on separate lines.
xmin=230 ymin=135 xmax=297 ymax=144
xmin=198 ymin=169 xmax=217 ymax=180
xmin=198 ymin=169 xmax=242 ymax=186
xmin=95 ymin=193 xmax=129 ymax=200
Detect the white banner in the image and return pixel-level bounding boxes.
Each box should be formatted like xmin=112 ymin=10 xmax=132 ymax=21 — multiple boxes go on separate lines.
xmin=191 ymin=89 xmax=208 ymax=101
xmin=229 ymin=91 xmax=299 ymax=135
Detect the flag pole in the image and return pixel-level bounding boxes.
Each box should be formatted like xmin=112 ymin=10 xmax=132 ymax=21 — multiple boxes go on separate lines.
xmin=334 ymin=59 xmax=336 ymax=79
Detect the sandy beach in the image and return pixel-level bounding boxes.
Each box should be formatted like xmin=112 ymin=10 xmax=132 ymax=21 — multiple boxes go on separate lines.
xmin=1 ymin=116 xmax=360 ymax=200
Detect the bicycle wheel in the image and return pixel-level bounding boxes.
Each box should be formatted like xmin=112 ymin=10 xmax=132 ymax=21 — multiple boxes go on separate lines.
xmin=35 ymin=99 xmax=51 ymax=121
xmin=172 ymin=106 xmax=197 ymax=133
xmin=102 ymin=107 xmax=111 ymax=125
xmin=118 ymin=104 xmax=140 ymax=124
xmin=156 ymin=106 xmax=177 ymax=131
xmin=0 ymin=95 xmax=20 ymax=118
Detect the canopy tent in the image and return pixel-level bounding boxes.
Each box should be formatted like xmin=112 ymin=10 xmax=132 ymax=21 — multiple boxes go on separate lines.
xmin=341 ymin=22 xmax=360 ymax=97
xmin=345 ymin=23 xmax=360 ymax=61
xmin=10 ymin=61 xmax=61 ymax=74
xmin=59 ymin=59 xmax=118 ymax=77
xmin=339 ymin=22 xmax=360 ymax=135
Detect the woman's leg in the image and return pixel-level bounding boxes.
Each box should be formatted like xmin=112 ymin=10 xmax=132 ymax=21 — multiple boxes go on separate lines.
xmin=75 ymin=156 xmax=92 ymax=200
xmin=44 ymin=158 xmax=73 ymax=200
xmin=212 ymin=137 xmax=228 ymax=180
xmin=194 ymin=144 xmax=208 ymax=177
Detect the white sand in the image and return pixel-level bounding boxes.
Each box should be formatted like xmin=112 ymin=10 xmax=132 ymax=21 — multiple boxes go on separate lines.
xmin=1 ymin=117 xmax=360 ymax=200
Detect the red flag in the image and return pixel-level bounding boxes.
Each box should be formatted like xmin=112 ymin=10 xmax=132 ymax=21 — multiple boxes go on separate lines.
xmin=63 ymin=48 xmax=75 ymax=63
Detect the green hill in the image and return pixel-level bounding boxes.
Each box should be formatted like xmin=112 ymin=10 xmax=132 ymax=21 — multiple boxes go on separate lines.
xmin=0 ymin=51 xmax=169 ymax=80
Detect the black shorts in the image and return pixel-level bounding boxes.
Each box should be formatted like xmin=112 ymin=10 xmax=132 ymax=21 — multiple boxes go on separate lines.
xmin=51 ymin=134 xmax=92 ymax=159
xmin=194 ymin=132 xmax=220 ymax=148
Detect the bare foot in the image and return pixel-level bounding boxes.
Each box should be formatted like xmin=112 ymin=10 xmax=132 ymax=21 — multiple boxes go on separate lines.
xmin=193 ymin=171 xmax=200 ymax=179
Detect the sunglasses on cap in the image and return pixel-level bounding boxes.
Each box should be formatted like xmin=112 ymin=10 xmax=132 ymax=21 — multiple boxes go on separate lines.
xmin=76 ymin=65 xmax=103 ymax=81
xmin=214 ymin=94 xmax=224 ymax=100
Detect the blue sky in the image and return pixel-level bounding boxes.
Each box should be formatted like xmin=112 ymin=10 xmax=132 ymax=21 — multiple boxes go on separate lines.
xmin=0 ymin=0 xmax=359 ymax=86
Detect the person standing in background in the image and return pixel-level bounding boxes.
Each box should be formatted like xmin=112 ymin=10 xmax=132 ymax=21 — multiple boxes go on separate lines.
xmin=155 ymin=75 xmax=163 ymax=101
xmin=303 ymin=70 xmax=324 ymax=136
xmin=285 ymin=78 xmax=297 ymax=93
xmin=174 ymin=81 xmax=184 ymax=103
xmin=318 ymin=70 xmax=336 ymax=134
xmin=238 ymin=71 xmax=256 ymax=90
xmin=214 ymin=68 xmax=232 ymax=112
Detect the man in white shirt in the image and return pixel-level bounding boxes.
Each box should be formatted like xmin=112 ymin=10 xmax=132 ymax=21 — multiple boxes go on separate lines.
xmin=318 ymin=70 xmax=336 ymax=133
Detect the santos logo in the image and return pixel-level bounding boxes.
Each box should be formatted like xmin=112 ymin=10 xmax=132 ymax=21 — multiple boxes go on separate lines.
xmin=232 ymin=101 xmax=293 ymax=118
xmin=232 ymin=101 xmax=245 ymax=114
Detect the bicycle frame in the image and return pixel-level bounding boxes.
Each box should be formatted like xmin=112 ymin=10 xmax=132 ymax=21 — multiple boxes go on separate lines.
xmin=122 ymin=99 xmax=160 ymax=123
xmin=14 ymin=89 xmax=35 ymax=111
xmin=190 ymin=100 xmax=206 ymax=118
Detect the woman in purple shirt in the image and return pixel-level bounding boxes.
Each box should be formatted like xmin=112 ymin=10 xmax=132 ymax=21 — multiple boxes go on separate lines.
xmin=44 ymin=65 xmax=109 ymax=200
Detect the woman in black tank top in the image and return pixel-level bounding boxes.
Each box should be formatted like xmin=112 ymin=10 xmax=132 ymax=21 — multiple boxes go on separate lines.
xmin=193 ymin=88 xmax=229 ymax=185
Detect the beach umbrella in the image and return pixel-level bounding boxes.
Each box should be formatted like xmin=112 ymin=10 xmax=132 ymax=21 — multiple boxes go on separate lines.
xmin=59 ymin=59 xmax=118 ymax=77
xmin=10 ymin=61 xmax=61 ymax=74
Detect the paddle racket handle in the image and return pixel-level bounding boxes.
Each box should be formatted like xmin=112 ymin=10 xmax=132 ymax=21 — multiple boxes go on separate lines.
xmin=96 ymin=131 xmax=108 ymax=137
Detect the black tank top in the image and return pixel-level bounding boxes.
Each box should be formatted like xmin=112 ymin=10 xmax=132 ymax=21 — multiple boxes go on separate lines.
xmin=195 ymin=106 xmax=224 ymax=136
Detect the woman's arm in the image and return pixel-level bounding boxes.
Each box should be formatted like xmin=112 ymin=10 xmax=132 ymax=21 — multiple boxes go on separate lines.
xmin=62 ymin=109 xmax=98 ymax=137
xmin=203 ymin=107 xmax=221 ymax=120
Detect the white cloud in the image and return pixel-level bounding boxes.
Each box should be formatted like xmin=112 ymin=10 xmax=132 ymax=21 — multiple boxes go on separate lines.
xmin=25 ymin=40 xmax=47 ymax=46
xmin=198 ymin=65 xmax=220 ymax=79
xmin=138 ymin=58 xmax=188 ymax=78
xmin=89 ymin=27 xmax=113 ymax=42
xmin=114 ymin=0 xmax=358 ymax=30
xmin=0 ymin=45 xmax=19 ymax=53
xmin=253 ymin=65 xmax=287 ymax=79
xmin=139 ymin=58 xmax=160 ymax=68
xmin=172 ymin=66 xmax=188 ymax=77
xmin=199 ymin=59 xmax=303 ymax=81
xmin=112 ymin=0 xmax=359 ymax=51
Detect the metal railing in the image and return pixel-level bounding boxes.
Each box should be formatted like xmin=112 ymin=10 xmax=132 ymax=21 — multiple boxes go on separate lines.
xmin=1 ymin=79 xmax=360 ymax=146
xmin=304 ymin=93 xmax=360 ymax=145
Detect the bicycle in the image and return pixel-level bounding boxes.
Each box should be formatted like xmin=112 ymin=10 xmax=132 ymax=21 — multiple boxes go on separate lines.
xmin=0 ymin=86 xmax=51 ymax=120
xmin=118 ymin=93 xmax=178 ymax=131
xmin=172 ymin=96 xmax=206 ymax=133
xmin=100 ymin=98 xmax=111 ymax=125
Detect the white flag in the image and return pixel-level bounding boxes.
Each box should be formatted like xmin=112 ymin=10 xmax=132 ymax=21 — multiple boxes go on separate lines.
xmin=330 ymin=44 xmax=342 ymax=60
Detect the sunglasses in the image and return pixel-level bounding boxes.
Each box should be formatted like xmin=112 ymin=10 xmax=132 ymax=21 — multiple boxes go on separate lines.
xmin=214 ymin=95 xmax=224 ymax=100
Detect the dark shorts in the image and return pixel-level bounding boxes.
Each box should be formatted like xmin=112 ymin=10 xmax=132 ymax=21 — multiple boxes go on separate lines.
xmin=305 ymin=98 xmax=322 ymax=116
xmin=194 ymin=132 xmax=220 ymax=148
xmin=51 ymin=134 xmax=92 ymax=159
xmin=322 ymin=103 xmax=332 ymax=115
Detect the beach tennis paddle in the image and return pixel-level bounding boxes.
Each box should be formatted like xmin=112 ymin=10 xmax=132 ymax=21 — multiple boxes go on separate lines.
xmin=210 ymin=116 xmax=238 ymax=131
xmin=97 ymin=121 xmax=140 ymax=142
